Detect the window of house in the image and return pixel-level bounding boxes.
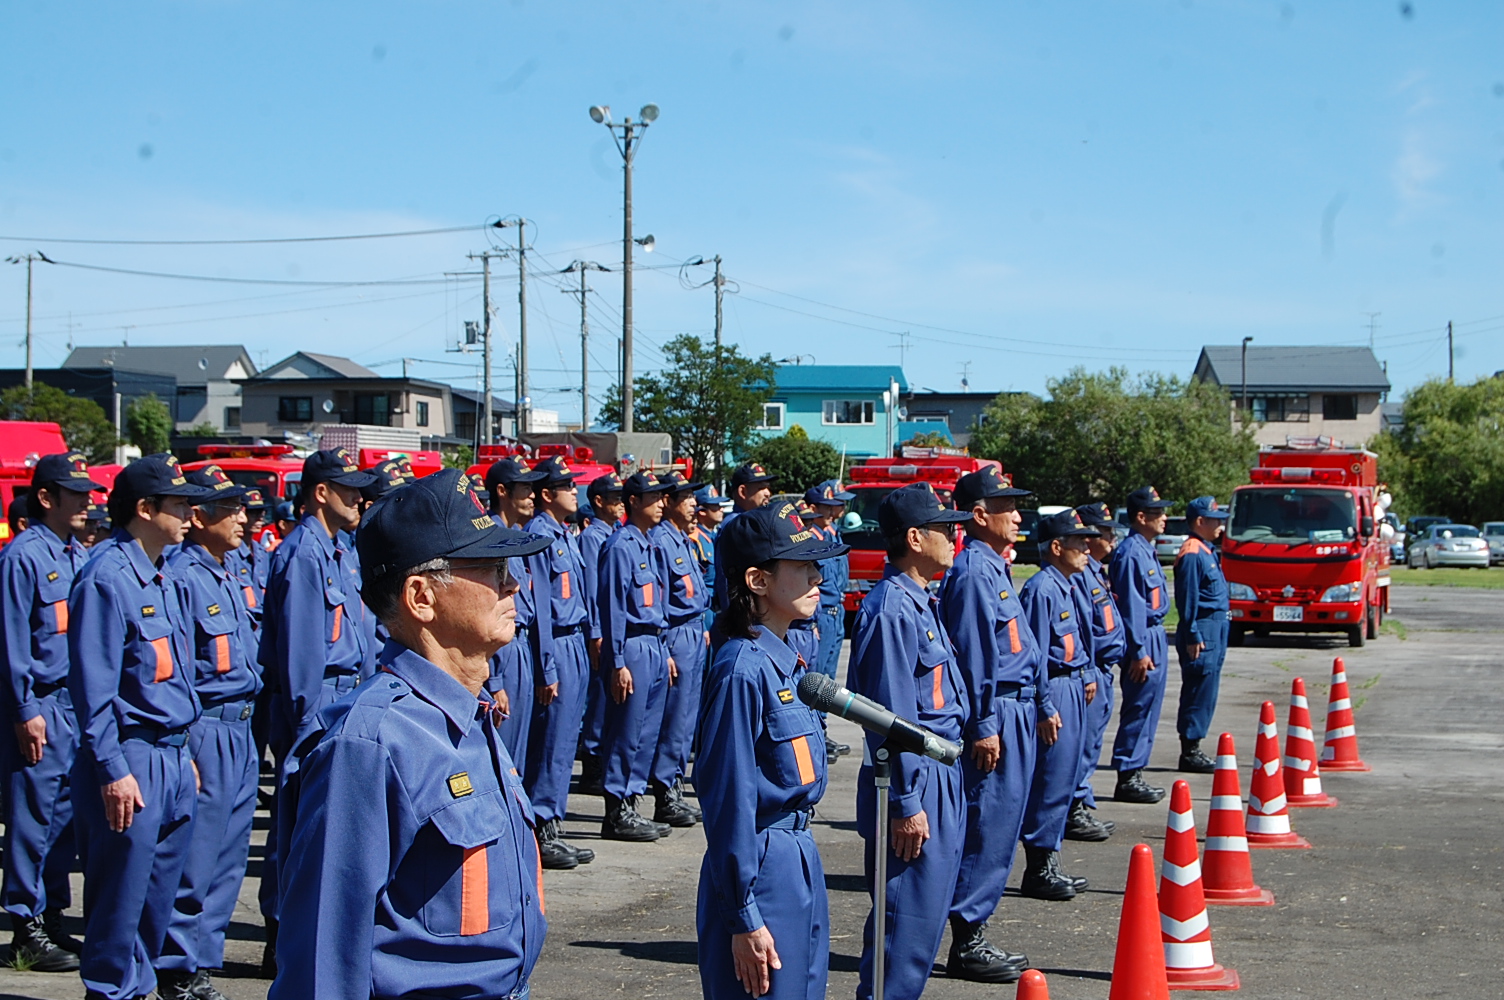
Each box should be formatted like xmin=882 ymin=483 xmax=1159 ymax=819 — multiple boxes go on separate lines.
xmin=224 ymin=406 xmax=241 ymax=430
xmin=823 ymin=399 xmax=876 ymax=425
xmin=278 ymin=396 xmax=313 ymax=422
xmin=759 ymin=402 xmax=785 ymax=430
xmin=354 ymin=393 xmax=391 ymax=426
xmin=416 ymin=401 xmax=430 ymax=427
xmin=1322 ymin=394 xmax=1358 ymax=421
xmin=1248 ymin=395 xmax=1309 ymax=423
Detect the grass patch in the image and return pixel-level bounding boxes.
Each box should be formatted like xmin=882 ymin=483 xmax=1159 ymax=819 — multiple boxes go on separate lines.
xmin=1388 ymin=565 xmax=1504 ymax=589
xmin=1360 ymin=673 xmax=1381 ymax=689
xmin=1380 ymin=617 xmax=1409 ymax=640
xmin=7 ymin=948 xmax=35 ymax=972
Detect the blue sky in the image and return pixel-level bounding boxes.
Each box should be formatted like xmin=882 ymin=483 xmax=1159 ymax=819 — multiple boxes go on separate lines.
xmin=2 ymin=1 xmax=1500 ymax=424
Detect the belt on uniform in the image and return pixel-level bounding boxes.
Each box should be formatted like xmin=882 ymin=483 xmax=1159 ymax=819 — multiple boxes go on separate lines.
xmin=995 ymin=682 xmax=1036 ymax=701
xmin=121 ymin=724 xmax=190 ymax=748
xmin=200 ymin=698 xmax=255 ymax=721
xmin=1048 ymin=665 xmax=1087 ymax=679
xmin=1195 ymin=610 xmax=1229 ymax=621
xmin=322 ymin=668 xmax=361 ymax=682
xmin=31 ymin=680 xmax=65 ymax=698
xmin=667 ymin=614 xmax=701 ymax=629
xmin=552 ymin=622 xmax=586 ymax=637
xmin=625 ymin=624 xmax=663 ymax=638
xmin=759 ymin=809 xmax=813 ymax=832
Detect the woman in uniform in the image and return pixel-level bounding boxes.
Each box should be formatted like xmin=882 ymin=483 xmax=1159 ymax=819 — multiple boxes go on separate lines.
xmin=695 ymin=502 xmax=848 ymax=1000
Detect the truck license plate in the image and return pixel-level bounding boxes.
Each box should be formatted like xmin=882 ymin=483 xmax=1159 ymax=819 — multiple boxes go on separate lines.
xmin=1273 ymin=606 xmax=1303 ymax=622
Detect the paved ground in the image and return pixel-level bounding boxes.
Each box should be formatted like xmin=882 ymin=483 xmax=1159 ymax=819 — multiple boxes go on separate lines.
xmin=4 ymin=585 xmax=1500 ymax=998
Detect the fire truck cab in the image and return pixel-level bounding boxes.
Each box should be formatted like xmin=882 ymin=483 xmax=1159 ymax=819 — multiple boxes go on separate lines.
xmin=0 ymin=421 xmax=70 ymax=549
xmin=182 ymin=444 xmax=306 ymax=506
xmin=1223 ymin=439 xmax=1390 ymax=649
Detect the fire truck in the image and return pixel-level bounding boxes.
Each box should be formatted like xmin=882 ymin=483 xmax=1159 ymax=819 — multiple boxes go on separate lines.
xmin=1223 ymin=439 xmax=1390 ymax=648
xmin=182 ymin=444 xmax=307 ymax=505
xmin=464 ymin=443 xmax=687 ymax=492
xmin=839 ymin=447 xmax=1004 ymax=613
xmin=0 ymin=421 xmax=70 ymax=549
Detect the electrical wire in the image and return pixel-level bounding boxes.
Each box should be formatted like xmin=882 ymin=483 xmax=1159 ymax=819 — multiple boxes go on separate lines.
xmin=0 ymin=224 xmax=485 ymax=246
xmin=40 ymin=257 xmax=475 ymax=288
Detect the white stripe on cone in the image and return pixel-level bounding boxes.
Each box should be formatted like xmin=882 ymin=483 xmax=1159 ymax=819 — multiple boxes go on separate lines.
xmin=1284 ymin=755 xmax=1312 ymax=771
xmin=1204 ymin=835 xmax=1248 ymax=852
xmin=1161 ymin=858 xmax=1202 ymax=886
xmin=1303 ymin=777 xmax=1322 ymax=795
xmin=1216 ymin=754 xmax=1237 ymax=769
xmin=1167 ymin=809 xmax=1196 ymax=833
xmin=1288 ymin=725 xmax=1313 ymax=742
xmin=1246 ymin=813 xmax=1292 ymax=834
xmin=1210 ymin=795 xmax=1242 ymax=812
xmin=1164 ymin=940 xmax=1217 ymax=969
xmin=1160 ymin=910 xmax=1211 ymax=940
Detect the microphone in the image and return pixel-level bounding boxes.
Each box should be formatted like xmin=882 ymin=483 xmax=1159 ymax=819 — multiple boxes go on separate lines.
xmin=797 ymin=673 xmax=962 ymax=765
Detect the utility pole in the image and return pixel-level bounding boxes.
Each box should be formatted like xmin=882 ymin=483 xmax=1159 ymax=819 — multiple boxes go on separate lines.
xmin=466 ymin=251 xmax=500 ymax=445
xmin=1241 ymin=336 xmax=1254 ymax=425
xmin=1447 ymin=320 xmax=1454 ymax=381
xmin=562 ymin=261 xmax=609 ymax=431
xmin=713 ymin=254 xmax=725 ymax=352
xmin=496 ymin=219 xmax=530 ymax=434
xmin=1362 ymin=311 xmax=1380 ymax=350
xmin=6 ymin=252 xmax=42 ymax=392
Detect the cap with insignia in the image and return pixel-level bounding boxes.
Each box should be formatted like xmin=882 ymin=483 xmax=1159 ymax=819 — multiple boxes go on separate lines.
xmin=876 ymin=482 xmax=973 ymax=538
xmin=586 ymin=470 xmax=625 ymax=500
xmin=303 ymin=448 xmax=379 ymax=491
xmin=1036 ymin=508 xmax=1099 ymax=543
xmin=32 ymin=452 xmax=104 ymax=493
xmin=953 ymin=465 xmax=1033 ymax=508
xmin=729 ymin=463 xmax=776 ymax=490
xmin=185 ymin=464 xmax=253 ymax=503
xmin=1126 ymin=485 xmax=1174 ymax=514
xmin=114 ymin=454 xmax=218 ymax=510
xmin=1075 ymin=502 xmax=1116 ymax=528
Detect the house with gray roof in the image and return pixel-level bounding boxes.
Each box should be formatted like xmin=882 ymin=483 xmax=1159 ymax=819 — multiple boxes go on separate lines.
xmin=64 ymin=344 xmax=256 ymax=433
xmin=1192 ymin=345 xmax=1391 ymax=448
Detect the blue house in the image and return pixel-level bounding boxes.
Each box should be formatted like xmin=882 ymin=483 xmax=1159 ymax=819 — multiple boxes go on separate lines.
xmin=753 ymin=365 xmax=907 ymax=459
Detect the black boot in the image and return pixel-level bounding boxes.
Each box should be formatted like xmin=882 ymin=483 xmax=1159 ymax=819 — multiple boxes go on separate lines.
xmin=652 ymin=780 xmax=700 ymax=827
xmin=41 ymin=908 xmax=81 ymax=954
xmin=549 ymin=819 xmax=595 ymax=864
xmin=1056 ymin=852 xmax=1090 ymax=891
xmin=601 ymin=795 xmax=660 ymax=842
xmin=9 ymin=913 xmax=78 ymax=972
xmin=1114 ymin=768 xmax=1166 ymax=804
xmin=189 ymin=968 xmax=232 ymax=1000
xmin=536 ymin=818 xmax=580 ymax=869
xmin=155 ymin=969 xmax=199 ymax=1000
xmin=1063 ymin=799 xmax=1113 ymax=842
xmin=825 ymin=737 xmax=850 ymax=763
xmin=259 ymin=916 xmax=278 ymax=979
xmin=577 ymin=754 xmax=605 ymax=797
xmin=1178 ymin=739 xmax=1216 ymax=774
xmin=1019 ymin=846 xmax=1077 ymax=900
xmin=945 ymin=915 xmax=1025 ymax=983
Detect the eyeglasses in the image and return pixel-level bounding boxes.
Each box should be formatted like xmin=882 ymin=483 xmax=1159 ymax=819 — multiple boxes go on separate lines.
xmin=448 ymin=559 xmax=515 ymax=590
xmin=922 ymin=522 xmax=957 ymax=541
xmin=196 ymin=501 xmax=246 ymax=518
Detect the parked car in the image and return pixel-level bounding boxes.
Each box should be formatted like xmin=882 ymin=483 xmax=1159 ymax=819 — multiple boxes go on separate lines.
xmin=1154 ymin=516 xmax=1190 ymax=564
xmin=1407 ymin=523 xmax=1489 ymax=569
xmin=1014 ymin=505 xmax=1068 ymax=564
xmin=1483 ymin=522 xmax=1504 ymax=566
xmin=1384 ymin=512 xmax=1406 ymax=564
xmin=1406 ymin=515 xmax=1449 ymax=539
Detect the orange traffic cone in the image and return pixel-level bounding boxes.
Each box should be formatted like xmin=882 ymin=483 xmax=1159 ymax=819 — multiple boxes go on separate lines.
xmin=1109 ymin=844 xmax=1171 ymax=1000
xmin=1283 ymin=678 xmax=1337 ymax=807
xmin=1319 ymin=656 xmax=1371 ymax=772
xmin=1246 ymin=702 xmax=1311 ymax=849
xmin=1017 ymin=969 xmax=1051 ymax=1000
xmin=1160 ymin=780 xmax=1240 ymax=990
xmin=1202 ymin=734 xmax=1274 ymax=906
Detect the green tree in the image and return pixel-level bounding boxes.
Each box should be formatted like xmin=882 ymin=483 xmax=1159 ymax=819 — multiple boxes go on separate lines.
xmin=901 ymin=430 xmax=953 ymax=449
xmin=125 ymin=393 xmax=173 ymax=455
xmin=443 ymin=444 xmax=475 ymax=471
xmin=598 ymin=335 xmax=778 ymax=486
xmin=969 ymin=367 xmax=1257 ymax=506
xmin=185 ymin=421 xmax=220 ymax=438
xmin=1371 ymin=374 xmax=1504 ymax=524
xmin=0 ymin=382 xmax=118 ymax=463
xmin=744 ymin=428 xmax=842 ymax=496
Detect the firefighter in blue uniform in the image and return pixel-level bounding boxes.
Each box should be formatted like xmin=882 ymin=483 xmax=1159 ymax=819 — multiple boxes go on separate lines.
xmin=1067 ymin=502 xmax=1125 ymax=841
xmin=1173 ymin=496 xmax=1231 ymax=774
xmin=801 ymin=480 xmax=854 ymax=763
xmin=577 ymin=471 xmax=625 ymax=794
xmin=270 ymin=470 xmax=548 ymax=1000
xmin=158 ymin=466 xmax=264 ymax=999
xmin=936 ymin=466 xmax=1039 ymax=983
xmin=484 ymin=457 xmax=553 ymax=763
xmin=521 ymin=456 xmax=596 ymax=869
xmin=68 ymin=454 xmax=215 ymax=1000
xmin=648 ymin=470 xmax=709 ymax=828
xmin=256 ymin=447 xmax=379 ymax=970
xmin=696 ymin=502 xmax=846 ymax=1000
xmin=849 ymin=483 xmax=972 ymax=1000
xmin=1108 ymin=486 xmax=1174 ymax=804
xmin=1017 ymin=509 xmax=1098 ymax=901
xmin=690 ymin=485 xmax=727 ymax=632
xmin=0 ymin=452 xmax=100 ymax=972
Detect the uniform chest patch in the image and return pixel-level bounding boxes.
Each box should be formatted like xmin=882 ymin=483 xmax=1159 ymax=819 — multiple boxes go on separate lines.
xmin=640 ymin=562 xmax=648 ymax=569
xmin=926 ymin=629 xmax=935 ymax=641
xmin=674 ymin=557 xmax=683 ymax=564
xmin=556 ymin=548 xmax=564 ymax=556
xmin=46 ymin=571 xmax=59 ymax=582
xmin=140 ymin=605 xmax=157 ymax=618
xmin=777 ymin=688 xmax=795 ymax=704
xmin=447 ymin=772 xmax=474 ymax=798
xmin=1059 ymin=611 xmax=1071 ymax=620
xmin=999 ymin=590 xmax=1010 ymax=600
xmin=207 ymin=604 xmax=221 ymax=616
xmin=1091 ymin=587 xmax=1102 ymax=596
xmin=1148 ymin=569 xmax=1158 ymax=577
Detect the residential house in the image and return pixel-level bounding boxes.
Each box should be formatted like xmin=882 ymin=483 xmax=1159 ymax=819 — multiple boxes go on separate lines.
xmin=900 ymin=390 xmax=1005 ymax=448
xmin=753 ymin=365 xmax=907 ymax=458
xmin=0 ymin=366 xmax=177 ymax=464
xmin=1192 ymin=345 xmax=1391 ymax=448
xmin=63 ymin=345 xmax=256 ymax=433
xmin=450 ymin=387 xmax=519 ymax=446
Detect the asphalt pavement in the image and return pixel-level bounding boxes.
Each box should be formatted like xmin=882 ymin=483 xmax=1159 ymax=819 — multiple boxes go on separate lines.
xmin=4 ymin=585 xmax=1500 ymax=999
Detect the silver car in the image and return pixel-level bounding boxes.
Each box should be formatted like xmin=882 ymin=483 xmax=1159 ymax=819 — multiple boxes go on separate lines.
xmin=1484 ymin=522 xmax=1504 ymax=566
xmin=1407 ymin=524 xmax=1490 ymax=569
xmin=1154 ymin=517 xmax=1190 ymax=564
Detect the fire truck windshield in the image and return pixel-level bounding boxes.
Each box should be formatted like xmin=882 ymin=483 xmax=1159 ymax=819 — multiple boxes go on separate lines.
xmin=840 ymin=487 xmax=896 ymax=550
xmin=1229 ymin=487 xmax=1357 ymax=545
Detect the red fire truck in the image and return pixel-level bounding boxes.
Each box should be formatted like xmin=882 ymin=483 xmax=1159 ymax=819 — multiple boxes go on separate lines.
xmin=839 ymin=448 xmax=1004 ymax=612
xmin=0 ymin=421 xmax=70 ymax=549
xmin=1223 ymin=440 xmax=1389 ymax=648
xmin=182 ymin=444 xmax=307 ymax=505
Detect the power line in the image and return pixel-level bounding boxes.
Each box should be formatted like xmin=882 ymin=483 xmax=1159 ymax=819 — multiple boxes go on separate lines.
xmin=39 ymin=257 xmax=474 ymax=288
xmin=0 ymin=224 xmax=484 ymax=246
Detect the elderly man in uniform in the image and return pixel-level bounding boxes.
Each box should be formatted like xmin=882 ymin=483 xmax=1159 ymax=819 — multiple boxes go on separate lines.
xmin=1066 ymin=502 xmax=1126 ymax=841
xmin=0 ymin=452 xmax=101 ymax=972
xmin=1173 ymin=496 xmax=1231 ymax=774
xmin=577 ymin=471 xmax=625 ymax=796
xmin=270 ymin=470 xmax=548 ymax=1000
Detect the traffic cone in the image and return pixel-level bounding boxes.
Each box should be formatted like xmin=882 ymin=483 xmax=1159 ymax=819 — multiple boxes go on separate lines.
xmin=1109 ymin=844 xmax=1171 ymax=1000
xmin=1201 ymin=734 xmax=1274 ymax=906
xmin=1017 ymin=969 xmax=1051 ymax=1000
xmin=1283 ymin=678 xmax=1338 ymax=807
xmin=1246 ymin=702 xmax=1311 ymax=849
xmin=1159 ymin=780 xmax=1240 ymax=990
xmin=1319 ymin=656 xmax=1371 ymax=772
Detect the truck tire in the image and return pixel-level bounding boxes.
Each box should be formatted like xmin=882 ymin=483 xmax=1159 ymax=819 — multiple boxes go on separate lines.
xmin=1228 ymin=625 xmax=1246 ymax=648
xmin=1365 ymin=603 xmax=1378 ymax=640
xmin=1348 ymin=625 xmax=1365 ymax=648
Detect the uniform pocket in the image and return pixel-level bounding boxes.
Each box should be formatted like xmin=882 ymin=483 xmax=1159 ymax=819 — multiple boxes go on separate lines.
xmin=632 ymin=565 xmax=658 ymax=609
xmin=197 ymin=613 xmax=237 ymax=674
xmin=917 ymin=637 xmax=950 ymax=710
xmin=38 ymin=577 xmax=70 ymax=635
xmin=764 ymin=707 xmax=820 ymax=786
xmin=324 ymin=585 xmax=345 ymax=642
xmin=1051 ymin=616 xmax=1078 ymax=664
xmin=137 ymin=616 xmax=177 ymax=683
xmin=421 ymin=792 xmax=520 ymax=937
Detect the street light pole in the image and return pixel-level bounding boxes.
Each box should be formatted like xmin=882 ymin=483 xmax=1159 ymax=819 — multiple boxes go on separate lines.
xmin=1241 ymin=336 xmax=1254 ymax=427
xmin=4 ymin=253 xmax=39 ymax=392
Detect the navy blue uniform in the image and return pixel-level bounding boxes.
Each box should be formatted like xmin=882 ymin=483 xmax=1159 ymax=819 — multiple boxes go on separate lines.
xmin=596 ymin=524 xmax=671 ymax=801
xmin=937 ymin=541 xmax=1046 ymax=926
xmin=161 ymin=540 xmax=263 ymax=974
xmin=68 ymin=531 xmax=201 ymax=1000
xmin=1073 ymin=556 xmax=1126 ymax=808
xmin=649 ymin=520 xmax=709 ymax=789
xmin=577 ymin=513 xmax=617 ymax=759
xmin=487 ymin=548 xmax=550 ymax=762
xmin=1174 ymin=536 xmax=1230 ymax=742
xmin=813 ymin=526 xmax=848 ymax=688
xmin=1018 ymin=565 xmax=1093 ymax=851
xmin=523 ymin=512 xmax=590 ymax=823
xmin=271 ymin=642 xmax=545 ymax=1000
xmin=849 ymin=567 xmax=967 ymax=1000
xmin=695 ymin=627 xmax=829 ymax=1000
xmin=0 ymin=522 xmax=83 ymax=923
xmin=1107 ymin=533 xmax=1170 ymax=772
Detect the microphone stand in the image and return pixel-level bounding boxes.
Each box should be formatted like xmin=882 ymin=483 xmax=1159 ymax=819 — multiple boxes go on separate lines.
xmin=872 ymin=742 xmax=893 ymax=1000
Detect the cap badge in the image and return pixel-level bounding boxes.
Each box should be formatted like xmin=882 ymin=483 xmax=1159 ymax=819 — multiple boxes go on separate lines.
xmin=468 ymin=488 xmax=487 ymax=514
xmin=447 ymin=772 xmax=474 ymax=798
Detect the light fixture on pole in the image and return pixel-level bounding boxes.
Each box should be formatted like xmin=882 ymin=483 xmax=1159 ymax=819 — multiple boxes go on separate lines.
xmin=1241 ymin=336 xmax=1254 ymax=425
xmin=589 ymin=102 xmax=659 ymax=432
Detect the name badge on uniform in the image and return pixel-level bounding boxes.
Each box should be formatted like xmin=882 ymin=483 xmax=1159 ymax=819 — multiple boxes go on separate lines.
xmin=926 ymin=629 xmax=935 ymax=641
xmin=46 ymin=571 xmax=59 ymax=582
xmin=1091 ymin=587 xmax=1102 ymax=596
xmin=999 ymin=590 xmax=1009 ymax=600
xmin=674 ymin=557 xmax=683 ymax=564
xmin=1059 ymin=610 xmax=1071 ymax=620
xmin=207 ymin=604 xmax=221 ymax=616
xmin=639 ymin=562 xmax=648 ymax=569
xmin=141 ymin=605 xmax=157 ymax=618
xmin=447 ymin=772 xmax=474 ymax=798
xmin=1148 ymin=568 xmax=1158 ymax=577
xmin=777 ymin=688 xmax=794 ymax=704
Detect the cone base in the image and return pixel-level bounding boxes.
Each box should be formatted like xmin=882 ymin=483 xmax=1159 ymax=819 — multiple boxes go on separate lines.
xmin=1203 ymin=885 xmax=1275 ymax=906
xmin=1248 ymin=832 xmax=1312 ymax=849
xmin=1320 ymin=759 xmax=1371 ymax=772
xmin=1167 ymin=964 xmax=1241 ymax=991
xmin=1287 ymin=793 xmax=1339 ymax=808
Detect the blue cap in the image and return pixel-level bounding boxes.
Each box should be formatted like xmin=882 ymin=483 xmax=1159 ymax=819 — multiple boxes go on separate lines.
xmin=717 ymin=501 xmax=849 ymax=574
xmin=1186 ymin=495 xmax=1230 ymax=520
xmin=587 ymin=471 xmax=625 ymax=499
xmin=877 ymin=482 xmax=974 ymax=538
xmin=361 ymin=459 xmax=410 ymax=501
xmin=805 ymin=479 xmax=855 ymax=506
xmin=84 ymin=502 xmax=108 ymax=523
xmin=953 ymin=466 xmax=1032 ymax=508
xmin=243 ymin=489 xmax=270 ymax=510
xmin=730 ymin=463 xmax=775 ymax=490
xmin=485 ymin=457 xmax=546 ymax=494
xmin=358 ymin=469 xmax=550 ymax=586
xmin=115 ymin=454 xmax=218 ymax=507
xmin=1126 ymin=485 xmax=1174 ymax=513
xmin=1037 ymin=508 xmax=1099 ymax=543
xmin=1075 ymin=502 xmax=1116 ymax=528
xmin=532 ymin=456 xmax=576 ymax=489
xmin=274 ymin=500 xmax=297 ymax=521
xmin=303 ymin=448 xmax=379 ymax=490
xmin=32 ymin=452 xmax=103 ymax=493
xmin=623 ymin=471 xmax=672 ymax=498
xmin=658 ymin=469 xmax=705 ymax=494
xmin=184 ymin=464 xmax=253 ymax=502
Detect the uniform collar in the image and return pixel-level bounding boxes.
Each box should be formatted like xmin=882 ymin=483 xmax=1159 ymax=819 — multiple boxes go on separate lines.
xmin=26 ymin=521 xmax=68 ymax=559
xmin=109 ymin=528 xmax=164 ymax=586
xmin=622 ymin=522 xmax=651 ymax=546
xmin=527 ymin=512 xmax=567 ymax=538
xmin=379 ymin=640 xmax=486 ymax=737
xmin=1040 ymin=562 xmax=1070 ymax=592
xmin=883 ymin=563 xmax=934 ymax=608
xmin=751 ymin=625 xmax=800 ymax=678
xmin=181 ymin=539 xmax=231 ymax=578
xmin=963 ymin=538 xmax=1006 ymax=570
xmin=297 ymin=514 xmax=336 ymax=557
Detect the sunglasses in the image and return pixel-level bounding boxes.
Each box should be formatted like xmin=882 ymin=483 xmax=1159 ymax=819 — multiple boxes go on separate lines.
xmin=448 ymin=559 xmax=515 ymax=589
xmin=922 ymin=522 xmax=958 ymax=540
